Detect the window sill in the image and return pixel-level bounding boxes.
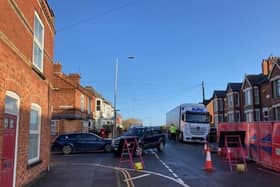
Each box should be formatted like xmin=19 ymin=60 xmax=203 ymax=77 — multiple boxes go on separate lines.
xmin=27 ymin=159 xmax=42 ymax=169
xmin=32 ymin=65 xmax=46 ymax=80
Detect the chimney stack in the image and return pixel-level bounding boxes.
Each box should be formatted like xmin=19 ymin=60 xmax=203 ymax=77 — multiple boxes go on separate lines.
xmin=68 ymin=73 xmax=81 ymax=85
xmin=262 ymin=56 xmax=280 ymax=76
xmin=53 ymin=62 xmax=62 ymax=73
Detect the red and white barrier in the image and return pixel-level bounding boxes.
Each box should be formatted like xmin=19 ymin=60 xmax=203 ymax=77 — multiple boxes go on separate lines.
xmin=217 ymin=122 xmax=280 ymax=172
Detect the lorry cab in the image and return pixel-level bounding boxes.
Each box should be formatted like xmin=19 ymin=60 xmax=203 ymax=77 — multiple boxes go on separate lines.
xmin=166 ymin=103 xmax=210 ymax=143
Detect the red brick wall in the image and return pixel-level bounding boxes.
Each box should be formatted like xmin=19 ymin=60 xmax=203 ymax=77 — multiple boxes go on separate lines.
xmin=59 ymin=120 xmax=84 ymax=134
xmin=51 ymin=120 xmax=85 ymax=142
xmin=0 ymin=0 xmax=54 ymax=186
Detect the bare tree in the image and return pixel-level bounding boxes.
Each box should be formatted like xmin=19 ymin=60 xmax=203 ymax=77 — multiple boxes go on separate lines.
xmin=122 ymin=118 xmax=143 ymax=130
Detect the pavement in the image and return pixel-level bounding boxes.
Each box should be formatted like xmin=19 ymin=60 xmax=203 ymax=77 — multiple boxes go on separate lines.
xmin=33 ymin=141 xmax=280 ymax=187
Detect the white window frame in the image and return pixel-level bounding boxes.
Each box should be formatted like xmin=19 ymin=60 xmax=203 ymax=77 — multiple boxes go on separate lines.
xmin=28 ymin=103 xmax=41 ymax=165
xmin=244 ymin=109 xmax=254 ymax=122
xmin=218 ymin=98 xmax=224 ymax=111
xmin=87 ymin=98 xmax=91 ymax=114
xmin=254 ymin=87 xmax=260 ymax=105
xmin=235 ymin=111 xmax=240 ymax=122
xmin=81 ymin=94 xmax=85 ymax=112
xmin=244 ymin=88 xmax=253 ymax=106
xmin=234 ymin=92 xmax=240 ymax=107
xmin=273 ymin=79 xmax=280 ymax=98
xmin=50 ymin=120 xmax=57 ymax=136
xmin=255 ymin=109 xmax=261 ymax=121
xmin=32 ymin=11 xmax=44 ymax=72
xmin=214 ymin=99 xmax=218 ymax=112
xmin=218 ymin=114 xmax=224 ymax=123
xmin=274 ymin=106 xmax=280 ymax=121
xmin=227 ymin=93 xmax=233 ymax=109
xmin=227 ymin=112 xmax=233 ymax=123
xmin=214 ymin=114 xmax=219 ymax=125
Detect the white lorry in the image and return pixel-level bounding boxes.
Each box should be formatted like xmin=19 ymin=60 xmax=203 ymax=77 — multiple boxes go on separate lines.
xmin=166 ymin=103 xmax=210 ymax=143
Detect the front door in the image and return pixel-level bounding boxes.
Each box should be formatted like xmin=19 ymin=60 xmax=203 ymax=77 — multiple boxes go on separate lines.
xmin=1 ymin=114 xmax=17 ymax=187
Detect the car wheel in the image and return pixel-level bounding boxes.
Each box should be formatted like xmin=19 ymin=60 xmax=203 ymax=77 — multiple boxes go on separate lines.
xmin=62 ymin=145 xmax=72 ymax=155
xmin=157 ymin=141 xmax=165 ymax=152
xmin=104 ymin=144 xmax=112 ymax=153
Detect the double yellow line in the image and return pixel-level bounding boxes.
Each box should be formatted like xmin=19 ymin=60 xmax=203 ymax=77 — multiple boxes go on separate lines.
xmin=119 ymin=168 xmax=135 ymax=187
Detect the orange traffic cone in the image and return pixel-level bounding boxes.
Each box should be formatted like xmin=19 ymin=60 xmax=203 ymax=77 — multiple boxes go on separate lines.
xmin=204 ymin=148 xmax=214 ymax=171
xmin=204 ymin=143 xmax=208 ymax=153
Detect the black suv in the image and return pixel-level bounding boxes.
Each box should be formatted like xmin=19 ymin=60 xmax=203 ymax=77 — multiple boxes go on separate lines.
xmin=112 ymin=126 xmax=166 ymax=156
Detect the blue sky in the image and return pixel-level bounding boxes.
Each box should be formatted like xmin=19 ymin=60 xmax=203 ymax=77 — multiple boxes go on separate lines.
xmin=48 ymin=0 xmax=280 ymax=125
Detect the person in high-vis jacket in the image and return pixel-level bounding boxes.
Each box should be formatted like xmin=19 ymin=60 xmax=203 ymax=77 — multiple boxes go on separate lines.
xmin=169 ymin=124 xmax=177 ymax=140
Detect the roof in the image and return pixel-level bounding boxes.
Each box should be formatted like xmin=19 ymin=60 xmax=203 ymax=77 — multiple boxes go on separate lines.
xmin=203 ymin=99 xmax=212 ymax=105
xmin=268 ymin=60 xmax=280 ymax=79
xmin=212 ymin=90 xmax=226 ymax=98
xmin=226 ymin=83 xmax=242 ymax=92
xmin=246 ymin=74 xmax=268 ymax=86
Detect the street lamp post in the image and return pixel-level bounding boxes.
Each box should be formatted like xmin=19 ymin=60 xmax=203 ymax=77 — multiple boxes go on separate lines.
xmin=113 ymin=56 xmax=135 ymax=139
xmin=113 ymin=58 xmax=119 ymax=139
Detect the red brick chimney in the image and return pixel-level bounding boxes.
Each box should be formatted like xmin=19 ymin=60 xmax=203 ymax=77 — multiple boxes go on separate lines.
xmin=67 ymin=73 xmax=81 ymax=85
xmin=262 ymin=56 xmax=280 ymax=76
xmin=53 ymin=63 xmax=62 ymax=73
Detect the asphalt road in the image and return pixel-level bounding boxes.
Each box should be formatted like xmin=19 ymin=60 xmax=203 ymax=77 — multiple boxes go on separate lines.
xmin=33 ymin=141 xmax=280 ymax=187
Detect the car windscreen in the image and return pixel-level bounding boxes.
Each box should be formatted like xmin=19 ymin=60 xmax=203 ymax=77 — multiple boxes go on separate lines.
xmin=125 ymin=128 xmax=144 ymax=136
xmin=185 ymin=112 xmax=210 ymax=123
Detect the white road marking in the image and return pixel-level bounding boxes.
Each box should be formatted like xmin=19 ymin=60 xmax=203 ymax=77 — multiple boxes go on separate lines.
xmin=123 ymin=167 xmax=190 ymax=187
xmin=178 ymin=178 xmax=185 ymax=184
xmin=172 ymin=173 xmax=178 ymax=178
xmin=72 ymin=163 xmax=190 ymax=187
xmin=151 ymin=151 xmax=187 ymax=186
xmin=123 ymin=174 xmax=151 ymax=182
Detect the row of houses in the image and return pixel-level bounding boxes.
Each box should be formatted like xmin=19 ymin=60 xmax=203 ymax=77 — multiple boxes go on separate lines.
xmin=0 ymin=1 xmax=121 ymax=186
xmin=205 ymin=56 xmax=280 ymax=127
xmin=51 ymin=63 xmax=122 ymax=139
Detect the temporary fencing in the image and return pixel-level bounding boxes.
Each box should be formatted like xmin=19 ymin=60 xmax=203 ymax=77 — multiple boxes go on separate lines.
xmin=218 ymin=122 xmax=280 ymax=172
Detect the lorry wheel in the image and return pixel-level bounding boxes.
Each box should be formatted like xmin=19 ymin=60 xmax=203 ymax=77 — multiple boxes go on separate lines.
xmin=157 ymin=141 xmax=165 ymax=152
xmin=179 ymin=133 xmax=184 ymax=142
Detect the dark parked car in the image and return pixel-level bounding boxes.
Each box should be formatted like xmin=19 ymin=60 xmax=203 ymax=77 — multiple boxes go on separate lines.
xmin=52 ymin=133 xmax=112 ymax=155
xmin=112 ymin=126 xmax=166 ymax=156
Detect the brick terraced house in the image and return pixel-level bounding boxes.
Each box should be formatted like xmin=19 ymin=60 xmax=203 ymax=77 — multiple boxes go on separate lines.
xmin=267 ymin=58 xmax=280 ymax=120
xmin=212 ymin=90 xmax=226 ymax=127
xmin=51 ymin=63 xmax=95 ymax=138
xmin=225 ymin=83 xmax=242 ymax=123
xmin=0 ymin=0 xmax=55 ymax=186
xmin=241 ymin=74 xmax=268 ymax=122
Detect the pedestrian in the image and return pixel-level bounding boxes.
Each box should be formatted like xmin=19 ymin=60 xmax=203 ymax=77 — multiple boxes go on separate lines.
xmin=169 ymin=124 xmax=177 ymax=140
xmin=100 ymin=128 xmax=105 ymax=139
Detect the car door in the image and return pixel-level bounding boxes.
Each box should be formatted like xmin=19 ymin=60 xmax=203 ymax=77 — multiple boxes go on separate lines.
xmin=68 ymin=134 xmax=83 ymax=152
xmin=82 ymin=134 xmax=104 ymax=152
xmin=143 ymin=128 xmax=154 ymax=149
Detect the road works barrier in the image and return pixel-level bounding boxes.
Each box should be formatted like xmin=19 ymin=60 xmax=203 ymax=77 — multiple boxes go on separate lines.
xmin=218 ymin=122 xmax=280 ymax=172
